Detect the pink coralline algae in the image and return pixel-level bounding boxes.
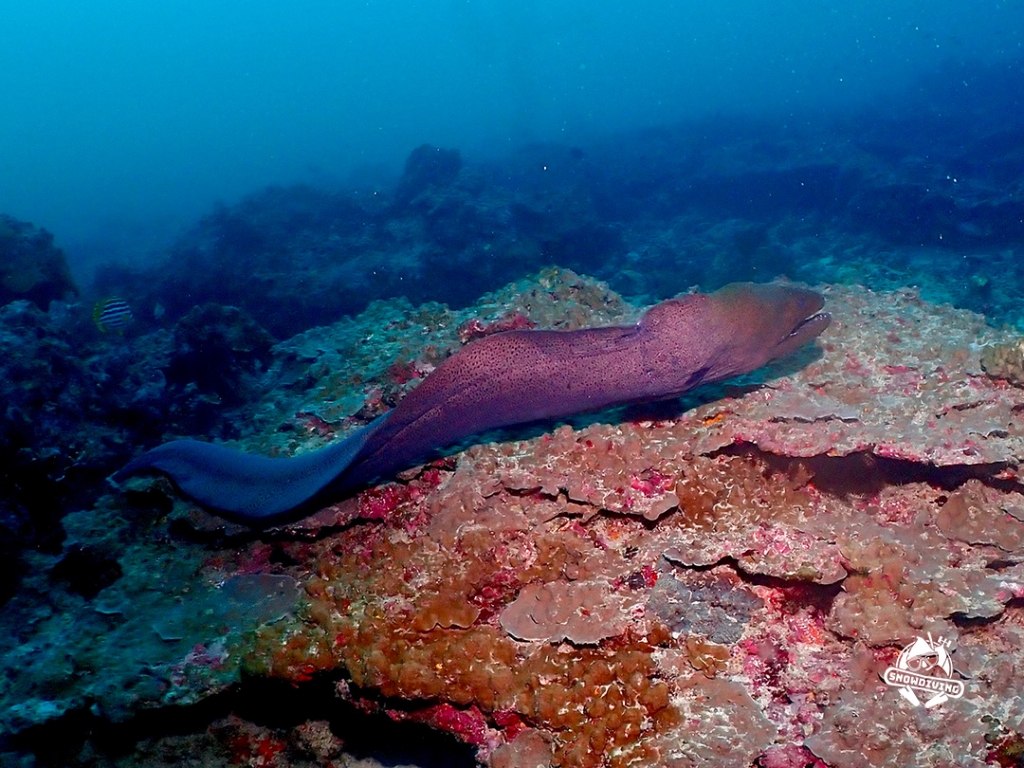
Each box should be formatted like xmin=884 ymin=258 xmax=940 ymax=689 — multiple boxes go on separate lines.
xmin=409 ymin=702 xmax=501 ymax=751
xmin=10 ymin=271 xmax=1024 ymax=767
xmin=457 ymin=309 xmax=537 ymax=343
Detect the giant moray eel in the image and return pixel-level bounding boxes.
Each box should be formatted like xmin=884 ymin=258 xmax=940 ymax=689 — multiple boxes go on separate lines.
xmin=115 ymin=282 xmax=830 ymax=524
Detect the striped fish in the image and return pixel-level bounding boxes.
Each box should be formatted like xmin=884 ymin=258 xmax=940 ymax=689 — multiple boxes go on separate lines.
xmin=93 ymin=297 xmax=133 ymax=334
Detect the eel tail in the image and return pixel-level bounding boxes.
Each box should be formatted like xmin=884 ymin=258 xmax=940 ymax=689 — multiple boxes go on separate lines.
xmin=112 ymin=413 xmax=390 ymax=524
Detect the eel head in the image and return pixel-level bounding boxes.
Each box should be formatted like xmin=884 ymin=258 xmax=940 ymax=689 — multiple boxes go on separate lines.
xmin=640 ymin=281 xmax=830 ymax=387
xmin=708 ymin=281 xmax=831 ymax=376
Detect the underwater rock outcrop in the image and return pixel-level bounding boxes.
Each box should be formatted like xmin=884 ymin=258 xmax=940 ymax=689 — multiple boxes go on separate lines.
xmin=393 ymin=143 xmax=463 ymax=206
xmin=92 ymin=142 xmax=623 ymax=340
xmin=5 ymin=269 xmax=1024 ymax=767
xmin=165 ymin=303 xmax=275 ymax=407
xmin=0 ymin=214 xmax=78 ymax=309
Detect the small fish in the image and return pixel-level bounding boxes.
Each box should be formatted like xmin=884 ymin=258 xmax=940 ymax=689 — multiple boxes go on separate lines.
xmin=93 ymin=297 xmax=133 ymax=334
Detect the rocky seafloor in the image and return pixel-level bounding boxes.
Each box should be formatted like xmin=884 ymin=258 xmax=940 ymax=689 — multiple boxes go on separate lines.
xmin=3 ymin=267 xmax=1024 ymax=767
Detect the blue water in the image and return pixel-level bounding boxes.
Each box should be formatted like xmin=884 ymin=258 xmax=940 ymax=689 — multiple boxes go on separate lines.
xmin=1 ymin=0 xmax=1019 ymax=275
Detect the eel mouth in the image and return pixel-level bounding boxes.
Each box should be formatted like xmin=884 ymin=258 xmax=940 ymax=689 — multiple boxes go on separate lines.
xmin=789 ymin=310 xmax=831 ymax=340
xmin=772 ymin=307 xmax=831 ymax=359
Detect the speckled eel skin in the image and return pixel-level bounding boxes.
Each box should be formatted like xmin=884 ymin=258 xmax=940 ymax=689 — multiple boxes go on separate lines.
xmin=114 ymin=282 xmax=830 ymax=524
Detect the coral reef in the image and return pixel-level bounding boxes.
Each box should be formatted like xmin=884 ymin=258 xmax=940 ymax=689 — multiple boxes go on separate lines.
xmin=6 ymin=269 xmax=1024 ymax=767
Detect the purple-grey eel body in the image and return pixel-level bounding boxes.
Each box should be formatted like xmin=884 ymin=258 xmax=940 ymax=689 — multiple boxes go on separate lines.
xmin=114 ymin=282 xmax=830 ymax=524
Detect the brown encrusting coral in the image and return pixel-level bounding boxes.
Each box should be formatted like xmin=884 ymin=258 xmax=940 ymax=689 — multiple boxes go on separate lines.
xmin=981 ymin=336 xmax=1024 ymax=387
